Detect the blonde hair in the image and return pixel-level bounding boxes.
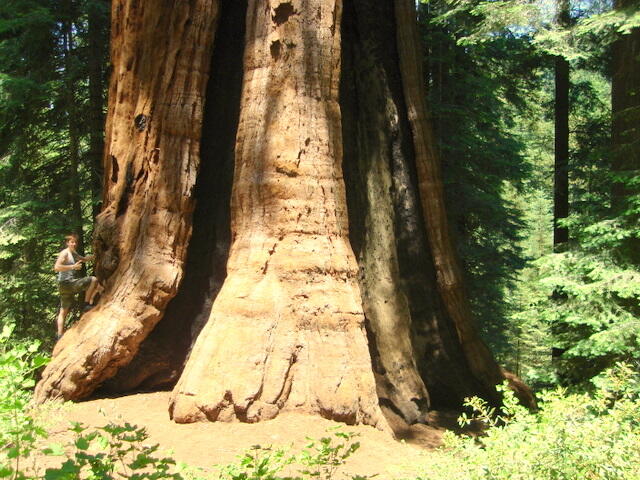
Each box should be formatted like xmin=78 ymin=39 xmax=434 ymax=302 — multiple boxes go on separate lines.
xmin=64 ymin=233 xmax=79 ymax=244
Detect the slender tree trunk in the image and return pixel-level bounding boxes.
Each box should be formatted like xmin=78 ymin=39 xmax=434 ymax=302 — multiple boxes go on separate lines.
xmin=553 ymin=0 xmax=570 ymax=250
xmin=35 ymin=0 xmax=220 ymax=402
xmin=68 ymin=107 xmax=84 ymax=246
xmin=551 ymin=0 xmax=570 ymax=369
xmin=62 ymin=7 xmax=85 ymax=248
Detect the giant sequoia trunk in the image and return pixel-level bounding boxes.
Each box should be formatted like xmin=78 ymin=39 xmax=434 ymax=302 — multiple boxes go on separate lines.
xmin=36 ymin=0 xmax=531 ymax=426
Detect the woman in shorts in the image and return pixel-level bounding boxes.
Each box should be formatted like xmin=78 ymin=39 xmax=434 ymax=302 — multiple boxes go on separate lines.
xmin=53 ymin=234 xmax=99 ymax=338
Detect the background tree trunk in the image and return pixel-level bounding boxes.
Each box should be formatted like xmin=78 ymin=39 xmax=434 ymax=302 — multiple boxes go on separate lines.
xmin=62 ymin=4 xmax=85 ymax=247
xmin=553 ymin=0 xmax=570 ymax=250
xmin=35 ymin=0 xmax=219 ymax=402
xmin=611 ymin=0 xmax=640 ymax=216
xmin=87 ymin=0 xmax=110 ymax=220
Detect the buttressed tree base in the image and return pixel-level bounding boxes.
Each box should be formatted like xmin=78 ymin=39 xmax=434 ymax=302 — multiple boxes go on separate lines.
xmin=35 ymin=0 xmax=533 ymax=428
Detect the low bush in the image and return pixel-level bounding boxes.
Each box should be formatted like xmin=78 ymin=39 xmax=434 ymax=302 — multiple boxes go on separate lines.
xmin=2 ymin=323 xmax=639 ymax=480
xmin=0 ymin=324 xmax=49 ymax=480
xmin=419 ymin=364 xmax=640 ymax=480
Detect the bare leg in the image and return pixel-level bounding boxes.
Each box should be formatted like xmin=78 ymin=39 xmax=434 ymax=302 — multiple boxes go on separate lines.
xmin=84 ymin=277 xmax=98 ymax=304
xmin=88 ymin=282 xmax=103 ymax=305
xmin=56 ymin=307 xmax=70 ymax=337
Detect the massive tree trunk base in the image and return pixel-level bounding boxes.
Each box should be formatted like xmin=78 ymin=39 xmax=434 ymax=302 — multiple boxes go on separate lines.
xmin=36 ymin=0 xmax=534 ymax=424
xmin=168 ymin=274 xmax=387 ymax=429
xmin=169 ymin=0 xmax=388 ymax=429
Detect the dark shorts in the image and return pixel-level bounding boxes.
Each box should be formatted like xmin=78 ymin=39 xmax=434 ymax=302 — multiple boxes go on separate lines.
xmin=59 ymin=277 xmax=93 ymax=309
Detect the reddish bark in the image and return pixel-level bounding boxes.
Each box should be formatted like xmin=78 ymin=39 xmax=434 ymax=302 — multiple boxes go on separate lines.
xmin=35 ymin=0 xmax=219 ymax=402
xmin=36 ymin=0 xmax=533 ymax=422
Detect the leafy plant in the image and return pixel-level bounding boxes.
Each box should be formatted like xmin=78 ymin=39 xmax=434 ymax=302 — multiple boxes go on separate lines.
xmin=216 ymin=428 xmax=368 ymax=480
xmin=43 ymin=422 xmax=184 ymax=480
xmin=419 ymin=363 xmax=640 ymax=480
xmin=0 ymin=323 xmax=49 ymax=480
xmin=298 ymin=429 xmax=364 ymax=480
xmin=217 ymin=445 xmax=296 ymax=480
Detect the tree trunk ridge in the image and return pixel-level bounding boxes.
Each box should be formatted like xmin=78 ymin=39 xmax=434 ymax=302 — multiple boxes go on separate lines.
xmin=100 ymin=0 xmax=245 ymax=395
xmin=393 ymin=0 xmax=531 ymax=405
xmin=341 ymin=0 xmax=430 ymax=424
xmin=35 ymin=0 xmax=220 ymax=402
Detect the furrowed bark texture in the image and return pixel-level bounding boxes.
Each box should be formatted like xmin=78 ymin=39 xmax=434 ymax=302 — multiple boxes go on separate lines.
xmin=393 ymin=0 xmax=504 ymax=402
xmin=102 ymin=0 xmax=245 ymax=394
xmin=341 ymin=0 xmax=429 ymax=423
xmin=169 ymin=0 xmax=386 ymax=428
xmin=35 ymin=0 xmax=219 ymax=402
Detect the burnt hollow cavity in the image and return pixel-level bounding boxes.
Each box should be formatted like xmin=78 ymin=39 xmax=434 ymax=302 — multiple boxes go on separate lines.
xmin=272 ymin=2 xmax=295 ymax=26
xmin=101 ymin=0 xmax=247 ymax=394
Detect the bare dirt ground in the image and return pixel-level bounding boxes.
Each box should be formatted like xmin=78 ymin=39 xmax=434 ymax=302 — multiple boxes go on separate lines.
xmin=39 ymin=391 xmax=462 ymax=479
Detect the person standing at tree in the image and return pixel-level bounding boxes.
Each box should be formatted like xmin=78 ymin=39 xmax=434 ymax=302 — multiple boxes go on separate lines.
xmin=53 ymin=234 xmax=99 ymax=338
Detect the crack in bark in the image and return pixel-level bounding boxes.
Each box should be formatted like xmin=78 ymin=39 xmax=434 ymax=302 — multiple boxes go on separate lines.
xmin=261 ymin=241 xmax=279 ymax=274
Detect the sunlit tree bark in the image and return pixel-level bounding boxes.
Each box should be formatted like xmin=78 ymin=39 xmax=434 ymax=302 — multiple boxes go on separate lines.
xmin=36 ymin=0 xmax=532 ymax=424
xmin=35 ymin=0 xmax=220 ymax=402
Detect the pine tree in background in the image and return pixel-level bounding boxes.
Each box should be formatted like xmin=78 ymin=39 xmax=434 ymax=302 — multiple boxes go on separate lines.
xmin=418 ymin=0 xmax=639 ymax=386
xmin=519 ymin=0 xmax=640 ymax=385
xmin=0 ymin=0 xmax=109 ymax=341
xmin=419 ymin=0 xmax=536 ymax=364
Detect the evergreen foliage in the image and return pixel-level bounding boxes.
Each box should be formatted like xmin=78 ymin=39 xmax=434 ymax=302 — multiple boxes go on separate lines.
xmin=419 ymin=365 xmax=640 ymax=480
xmin=0 ymin=0 xmax=109 ymax=340
xmin=420 ymin=0 xmax=539 ymax=359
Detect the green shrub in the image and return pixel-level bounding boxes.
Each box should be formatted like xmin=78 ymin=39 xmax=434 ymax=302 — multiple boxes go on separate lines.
xmin=4 ymin=321 xmax=638 ymax=480
xmin=216 ymin=428 xmax=369 ymax=480
xmin=0 ymin=324 xmax=49 ymax=480
xmin=42 ymin=422 xmax=185 ymax=480
xmin=418 ymin=364 xmax=640 ymax=480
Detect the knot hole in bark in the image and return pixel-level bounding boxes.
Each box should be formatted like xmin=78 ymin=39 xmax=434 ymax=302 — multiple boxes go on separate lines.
xmin=272 ymin=2 xmax=295 ymax=26
xmin=134 ymin=114 xmax=148 ymax=131
xmin=116 ymin=161 xmax=135 ymax=217
xmin=270 ymin=40 xmax=281 ymax=60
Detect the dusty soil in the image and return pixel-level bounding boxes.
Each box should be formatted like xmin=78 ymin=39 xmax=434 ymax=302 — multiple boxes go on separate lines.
xmin=39 ymin=391 xmax=462 ymax=479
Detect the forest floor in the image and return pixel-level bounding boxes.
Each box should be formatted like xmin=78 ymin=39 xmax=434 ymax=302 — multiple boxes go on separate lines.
xmin=38 ymin=391 xmax=464 ymax=479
